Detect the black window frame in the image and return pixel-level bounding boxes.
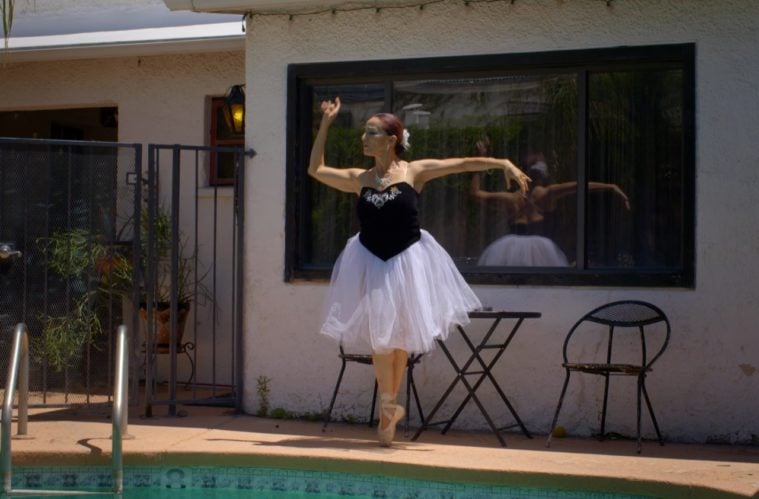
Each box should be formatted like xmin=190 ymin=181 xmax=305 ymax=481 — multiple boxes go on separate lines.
xmin=285 ymin=44 xmax=695 ymax=287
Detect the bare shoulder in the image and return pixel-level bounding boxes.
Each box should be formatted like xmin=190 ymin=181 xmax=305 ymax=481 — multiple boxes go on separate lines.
xmin=399 ymin=160 xmax=423 ymax=190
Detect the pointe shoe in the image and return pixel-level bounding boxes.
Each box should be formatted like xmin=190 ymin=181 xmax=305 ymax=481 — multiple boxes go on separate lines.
xmin=377 ymin=395 xmax=405 ymax=447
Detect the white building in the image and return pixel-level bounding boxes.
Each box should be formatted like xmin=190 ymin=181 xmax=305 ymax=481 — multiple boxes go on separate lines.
xmin=2 ymin=0 xmax=758 ymax=444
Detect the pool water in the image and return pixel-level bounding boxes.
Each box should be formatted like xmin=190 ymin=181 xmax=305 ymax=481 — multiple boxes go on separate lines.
xmin=12 ymin=466 xmax=653 ymax=498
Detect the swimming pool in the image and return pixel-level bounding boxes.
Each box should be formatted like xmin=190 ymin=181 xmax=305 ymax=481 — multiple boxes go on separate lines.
xmin=12 ymin=465 xmax=652 ymax=498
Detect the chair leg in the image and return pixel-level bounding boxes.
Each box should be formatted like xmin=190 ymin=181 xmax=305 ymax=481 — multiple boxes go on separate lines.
xmin=402 ymin=355 xmax=425 ymax=435
xmin=408 ymin=364 xmax=425 ymax=430
xmin=368 ymin=380 xmax=378 ymax=427
xmin=641 ymin=379 xmax=664 ymax=446
xmin=599 ymin=373 xmax=611 ymax=441
xmin=545 ymin=371 xmax=571 ymax=448
xmin=322 ymin=360 xmax=348 ymax=432
xmin=636 ymin=375 xmax=643 ymax=453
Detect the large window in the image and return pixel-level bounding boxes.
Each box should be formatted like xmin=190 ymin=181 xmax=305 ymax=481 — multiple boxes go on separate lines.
xmin=285 ymin=45 xmax=694 ymax=287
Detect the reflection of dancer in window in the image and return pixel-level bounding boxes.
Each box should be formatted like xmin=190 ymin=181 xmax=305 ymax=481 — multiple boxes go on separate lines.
xmin=472 ymin=147 xmax=630 ymax=267
xmin=309 ymin=98 xmax=530 ymax=447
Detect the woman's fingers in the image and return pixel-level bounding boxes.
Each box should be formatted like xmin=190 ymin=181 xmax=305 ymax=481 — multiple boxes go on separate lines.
xmin=321 ymin=97 xmax=341 ymax=119
xmin=504 ymin=162 xmax=530 ymax=193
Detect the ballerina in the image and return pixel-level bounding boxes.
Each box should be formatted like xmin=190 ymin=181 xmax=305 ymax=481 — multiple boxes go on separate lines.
xmin=309 ymin=97 xmax=530 ymax=447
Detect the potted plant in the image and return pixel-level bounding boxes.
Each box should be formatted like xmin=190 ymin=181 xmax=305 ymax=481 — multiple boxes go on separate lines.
xmin=36 ymin=204 xmax=208 ymax=368
xmin=136 ymin=205 xmax=208 ymax=353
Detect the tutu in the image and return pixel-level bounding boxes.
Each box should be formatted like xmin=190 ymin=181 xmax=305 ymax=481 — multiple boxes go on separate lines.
xmin=478 ymin=234 xmax=569 ymax=267
xmin=320 ymin=230 xmax=481 ymax=354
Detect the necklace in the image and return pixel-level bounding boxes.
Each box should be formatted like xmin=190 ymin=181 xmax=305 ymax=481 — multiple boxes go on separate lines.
xmin=374 ymin=170 xmax=392 ymax=188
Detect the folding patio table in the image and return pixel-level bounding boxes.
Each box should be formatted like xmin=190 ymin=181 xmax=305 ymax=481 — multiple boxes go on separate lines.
xmin=411 ymin=310 xmax=542 ymax=447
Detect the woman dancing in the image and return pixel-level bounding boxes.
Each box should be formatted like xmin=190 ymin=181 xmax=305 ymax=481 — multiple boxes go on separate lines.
xmin=472 ymin=149 xmax=630 ymax=267
xmin=309 ymin=97 xmax=529 ymax=447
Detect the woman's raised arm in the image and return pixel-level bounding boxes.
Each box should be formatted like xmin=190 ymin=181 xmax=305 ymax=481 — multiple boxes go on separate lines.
xmin=308 ymin=97 xmax=364 ymax=194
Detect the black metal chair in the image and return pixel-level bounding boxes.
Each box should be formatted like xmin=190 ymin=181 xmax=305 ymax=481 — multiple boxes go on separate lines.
xmin=545 ymin=300 xmax=671 ymax=453
xmin=322 ymin=346 xmax=424 ymax=434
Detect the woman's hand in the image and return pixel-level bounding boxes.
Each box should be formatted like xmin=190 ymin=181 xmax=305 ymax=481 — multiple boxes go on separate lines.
xmin=320 ymin=97 xmax=341 ymax=126
xmin=503 ymin=160 xmax=531 ymax=194
xmin=613 ymin=185 xmax=631 ymax=210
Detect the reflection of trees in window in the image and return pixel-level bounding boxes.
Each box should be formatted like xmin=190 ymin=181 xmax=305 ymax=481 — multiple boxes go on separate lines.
xmin=289 ymin=44 xmax=694 ymax=286
xmin=394 ymin=75 xmax=579 ymax=263
xmin=588 ymin=70 xmax=684 ymax=270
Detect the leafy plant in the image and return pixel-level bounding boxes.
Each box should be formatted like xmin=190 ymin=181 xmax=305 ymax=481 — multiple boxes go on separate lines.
xmin=36 ymin=291 xmax=101 ymax=371
xmin=256 ymin=375 xmax=271 ymax=417
xmin=43 ymin=229 xmax=107 ymax=280
xmin=34 ymin=201 xmax=212 ymax=369
xmin=138 ymin=205 xmax=210 ymax=306
xmin=269 ymin=407 xmax=294 ymax=419
xmin=35 ymin=229 xmax=109 ymax=371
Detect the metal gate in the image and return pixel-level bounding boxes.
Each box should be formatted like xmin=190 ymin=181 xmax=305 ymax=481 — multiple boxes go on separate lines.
xmin=0 ymin=138 xmax=250 ymax=415
xmin=142 ymin=144 xmax=251 ymax=415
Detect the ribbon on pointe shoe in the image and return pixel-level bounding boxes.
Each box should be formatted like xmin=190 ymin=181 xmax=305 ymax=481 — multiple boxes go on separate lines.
xmin=377 ymin=394 xmax=405 ymax=447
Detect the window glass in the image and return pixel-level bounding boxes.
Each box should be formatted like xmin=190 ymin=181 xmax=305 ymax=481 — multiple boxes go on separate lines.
xmin=287 ymin=45 xmax=694 ymax=286
xmin=587 ymin=69 xmax=684 ymax=270
xmin=393 ymin=75 xmax=577 ymax=269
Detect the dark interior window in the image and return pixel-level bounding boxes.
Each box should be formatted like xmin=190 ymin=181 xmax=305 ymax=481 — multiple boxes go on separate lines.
xmin=286 ymin=44 xmax=695 ymax=287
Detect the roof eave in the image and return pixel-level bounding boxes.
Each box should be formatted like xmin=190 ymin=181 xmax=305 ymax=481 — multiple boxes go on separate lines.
xmin=4 ymin=23 xmax=244 ymax=63
xmin=163 ymin=0 xmax=416 ymax=15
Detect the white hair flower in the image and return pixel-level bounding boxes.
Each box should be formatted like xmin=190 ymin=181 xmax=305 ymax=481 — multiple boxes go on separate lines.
xmin=401 ymin=129 xmax=411 ymax=151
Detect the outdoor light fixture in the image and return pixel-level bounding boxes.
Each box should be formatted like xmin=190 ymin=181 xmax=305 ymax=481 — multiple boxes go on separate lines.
xmin=223 ymin=84 xmax=245 ymax=135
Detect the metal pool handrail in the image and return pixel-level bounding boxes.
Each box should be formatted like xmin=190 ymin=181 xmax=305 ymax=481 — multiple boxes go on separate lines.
xmin=112 ymin=324 xmax=128 ymax=494
xmin=1 ymin=323 xmax=129 ymax=496
xmin=1 ymin=323 xmax=29 ymax=493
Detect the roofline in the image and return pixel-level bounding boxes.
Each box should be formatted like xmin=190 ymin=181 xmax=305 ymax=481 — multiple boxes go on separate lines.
xmin=4 ymin=22 xmax=244 ymax=63
xmin=163 ymin=0 xmax=418 ymax=15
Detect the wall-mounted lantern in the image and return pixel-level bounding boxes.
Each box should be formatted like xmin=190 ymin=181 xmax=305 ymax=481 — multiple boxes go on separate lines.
xmin=223 ymin=84 xmax=245 ymax=135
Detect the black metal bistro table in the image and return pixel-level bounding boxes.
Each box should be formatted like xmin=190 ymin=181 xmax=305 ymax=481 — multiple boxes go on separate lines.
xmin=411 ymin=310 xmax=542 ymax=447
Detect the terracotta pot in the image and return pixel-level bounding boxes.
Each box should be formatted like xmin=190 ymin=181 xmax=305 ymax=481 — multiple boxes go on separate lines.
xmin=139 ymin=302 xmax=190 ymax=353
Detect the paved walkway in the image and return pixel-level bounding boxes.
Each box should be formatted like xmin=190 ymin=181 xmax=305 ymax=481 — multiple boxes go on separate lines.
xmin=6 ymin=405 xmax=759 ymax=498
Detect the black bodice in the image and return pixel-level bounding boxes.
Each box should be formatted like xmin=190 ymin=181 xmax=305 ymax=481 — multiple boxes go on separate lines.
xmin=357 ymin=182 xmax=421 ymax=261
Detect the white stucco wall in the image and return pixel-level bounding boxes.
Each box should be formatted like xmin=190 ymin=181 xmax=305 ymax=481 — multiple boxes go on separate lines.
xmin=243 ymin=0 xmax=759 ymax=443
xmin=0 ymin=51 xmax=242 ymax=148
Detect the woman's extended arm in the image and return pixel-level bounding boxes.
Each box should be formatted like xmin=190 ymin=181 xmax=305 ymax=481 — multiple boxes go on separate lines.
xmin=588 ymin=182 xmax=630 ymax=210
xmin=470 ymin=172 xmax=525 ymax=202
xmin=308 ymin=97 xmax=364 ymax=194
xmin=408 ymin=157 xmax=530 ymax=194
xmin=535 ymin=181 xmax=630 ymax=211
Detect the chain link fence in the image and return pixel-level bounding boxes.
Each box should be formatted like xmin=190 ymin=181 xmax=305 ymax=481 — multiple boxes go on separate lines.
xmin=0 ymin=138 xmax=138 ymax=408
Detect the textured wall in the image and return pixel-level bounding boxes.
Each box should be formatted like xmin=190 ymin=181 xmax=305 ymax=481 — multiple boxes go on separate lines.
xmin=242 ymin=0 xmax=759 ymax=443
xmin=0 ymin=51 xmax=242 ymax=144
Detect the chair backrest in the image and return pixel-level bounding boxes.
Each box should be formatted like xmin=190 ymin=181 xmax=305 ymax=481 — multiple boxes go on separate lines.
xmin=562 ymin=300 xmax=671 ymax=369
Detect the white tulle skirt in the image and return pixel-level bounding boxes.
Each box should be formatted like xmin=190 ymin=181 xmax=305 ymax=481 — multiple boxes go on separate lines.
xmin=320 ymin=230 xmax=482 ymax=354
xmin=478 ymin=235 xmax=569 ymax=267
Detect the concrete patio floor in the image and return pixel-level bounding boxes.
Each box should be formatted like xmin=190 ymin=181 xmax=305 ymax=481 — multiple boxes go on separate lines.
xmin=6 ymin=404 xmax=759 ymax=498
